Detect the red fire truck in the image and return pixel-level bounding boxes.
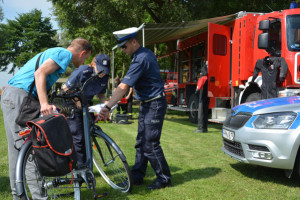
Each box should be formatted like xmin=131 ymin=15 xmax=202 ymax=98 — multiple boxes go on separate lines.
xmin=163 ymin=7 xmax=300 ymax=123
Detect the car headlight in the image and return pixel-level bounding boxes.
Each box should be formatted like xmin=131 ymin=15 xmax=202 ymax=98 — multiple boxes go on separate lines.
xmin=253 ymin=112 xmax=297 ymax=129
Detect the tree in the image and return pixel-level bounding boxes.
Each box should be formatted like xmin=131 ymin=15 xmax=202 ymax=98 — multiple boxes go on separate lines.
xmin=0 ymin=9 xmax=57 ymax=73
xmin=0 ymin=6 xmax=3 ymax=22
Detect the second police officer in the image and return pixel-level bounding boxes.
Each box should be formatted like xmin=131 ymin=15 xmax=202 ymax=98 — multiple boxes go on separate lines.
xmin=62 ymin=53 xmax=111 ymax=166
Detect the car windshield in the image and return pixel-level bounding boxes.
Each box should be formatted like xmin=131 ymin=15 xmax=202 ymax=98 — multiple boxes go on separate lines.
xmin=286 ymin=14 xmax=300 ymax=51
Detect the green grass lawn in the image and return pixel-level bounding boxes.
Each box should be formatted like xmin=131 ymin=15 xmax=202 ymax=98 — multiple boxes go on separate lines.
xmin=0 ymin=105 xmax=300 ymax=199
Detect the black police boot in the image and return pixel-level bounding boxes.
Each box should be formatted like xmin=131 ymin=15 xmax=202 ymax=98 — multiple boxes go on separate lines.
xmin=147 ymin=179 xmax=171 ymax=190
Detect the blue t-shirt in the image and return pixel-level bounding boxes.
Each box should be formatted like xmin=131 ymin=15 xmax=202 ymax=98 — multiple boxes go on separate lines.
xmin=121 ymin=47 xmax=164 ymax=100
xmin=65 ymin=65 xmax=108 ymax=102
xmin=9 ymin=47 xmax=72 ymax=97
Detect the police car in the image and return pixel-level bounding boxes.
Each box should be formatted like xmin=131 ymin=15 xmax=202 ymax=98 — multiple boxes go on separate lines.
xmin=222 ymin=96 xmax=300 ymax=178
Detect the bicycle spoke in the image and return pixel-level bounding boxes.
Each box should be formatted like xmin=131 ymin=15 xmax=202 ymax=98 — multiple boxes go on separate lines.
xmin=92 ymin=132 xmax=132 ymax=192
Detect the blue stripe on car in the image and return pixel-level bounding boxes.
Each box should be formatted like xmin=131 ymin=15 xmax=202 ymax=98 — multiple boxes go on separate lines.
xmin=233 ymin=96 xmax=300 ymax=115
xmin=245 ymin=115 xmax=257 ymax=128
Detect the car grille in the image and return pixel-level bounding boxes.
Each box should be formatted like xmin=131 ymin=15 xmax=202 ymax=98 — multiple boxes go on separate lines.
xmin=223 ymin=112 xmax=252 ymax=129
xmin=223 ymin=139 xmax=245 ymax=157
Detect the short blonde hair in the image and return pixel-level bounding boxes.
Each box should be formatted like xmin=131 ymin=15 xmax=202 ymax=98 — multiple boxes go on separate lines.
xmin=69 ymin=38 xmax=92 ymax=53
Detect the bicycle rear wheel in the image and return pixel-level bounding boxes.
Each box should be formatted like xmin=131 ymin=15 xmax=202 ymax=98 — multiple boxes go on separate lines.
xmin=92 ymin=131 xmax=133 ymax=193
xmin=21 ymin=144 xmax=81 ymax=199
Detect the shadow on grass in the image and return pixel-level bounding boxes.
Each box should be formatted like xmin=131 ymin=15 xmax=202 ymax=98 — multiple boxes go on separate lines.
xmin=0 ymin=176 xmax=11 ymax=193
xmin=132 ymin=166 xmax=221 ymax=195
xmin=171 ymin=167 xmax=222 ymax=186
xmin=230 ymin=163 xmax=300 ymax=187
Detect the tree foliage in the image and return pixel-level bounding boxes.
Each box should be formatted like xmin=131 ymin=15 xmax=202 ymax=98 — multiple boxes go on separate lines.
xmin=0 ymin=6 xmax=3 ymax=22
xmin=0 ymin=9 xmax=57 ymax=73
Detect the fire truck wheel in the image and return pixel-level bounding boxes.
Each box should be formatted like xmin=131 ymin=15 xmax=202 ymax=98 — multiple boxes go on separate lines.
xmin=188 ymin=94 xmax=199 ymax=124
xmin=245 ymin=92 xmax=261 ymax=103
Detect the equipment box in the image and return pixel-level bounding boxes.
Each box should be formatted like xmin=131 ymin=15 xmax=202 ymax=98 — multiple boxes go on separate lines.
xmin=115 ymin=114 xmax=130 ymax=124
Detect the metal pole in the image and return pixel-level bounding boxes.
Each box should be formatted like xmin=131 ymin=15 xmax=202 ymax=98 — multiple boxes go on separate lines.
xmin=142 ymin=27 xmax=145 ymax=47
xmin=112 ymin=50 xmax=115 ymax=94
xmin=111 ymin=45 xmax=118 ymax=94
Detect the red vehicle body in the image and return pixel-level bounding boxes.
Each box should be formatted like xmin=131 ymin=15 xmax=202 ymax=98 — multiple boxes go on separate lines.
xmin=163 ymin=8 xmax=300 ymax=123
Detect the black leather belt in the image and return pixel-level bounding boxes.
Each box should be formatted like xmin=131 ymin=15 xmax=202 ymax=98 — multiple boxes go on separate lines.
xmin=142 ymin=93 xmax=165 ymax=103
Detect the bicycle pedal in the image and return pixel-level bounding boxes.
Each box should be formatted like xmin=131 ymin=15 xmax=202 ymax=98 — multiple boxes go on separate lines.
xmin=94 ymin=192 xmax=108 ymax=199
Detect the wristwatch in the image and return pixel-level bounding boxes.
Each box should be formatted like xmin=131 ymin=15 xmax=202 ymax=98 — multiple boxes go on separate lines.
xmin=104 ymin=104 xmax=111 ymax=111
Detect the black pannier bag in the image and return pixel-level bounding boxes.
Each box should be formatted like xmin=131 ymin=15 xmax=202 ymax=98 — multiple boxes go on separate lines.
xmin=27 ymin=113 xmax=77 ymax=177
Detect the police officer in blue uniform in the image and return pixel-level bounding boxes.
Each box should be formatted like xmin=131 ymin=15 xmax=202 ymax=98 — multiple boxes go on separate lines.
xmin=63 ymin=53 xmax=110 ymax=166
xmin=99 ymin=25 xmax=171 ymax=190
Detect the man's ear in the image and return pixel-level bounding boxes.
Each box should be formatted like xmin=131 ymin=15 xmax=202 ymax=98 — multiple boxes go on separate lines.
xmin=79 ymin=50 xmax=87 ymax=57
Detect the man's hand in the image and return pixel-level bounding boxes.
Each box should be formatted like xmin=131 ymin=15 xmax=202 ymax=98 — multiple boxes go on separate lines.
xmin=97 ymin=107 xmax=110 ymax=122
xmin=40 ymin=103 xmax=57 ymax=116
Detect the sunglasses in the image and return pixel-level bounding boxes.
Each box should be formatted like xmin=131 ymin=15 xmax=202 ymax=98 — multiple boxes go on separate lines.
xmin=121 ymin=44 xmax=127 ymax=49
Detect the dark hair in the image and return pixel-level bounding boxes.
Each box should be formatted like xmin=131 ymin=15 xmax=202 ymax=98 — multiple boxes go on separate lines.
xmin=129 ymin=35 xmax=139 ymax=43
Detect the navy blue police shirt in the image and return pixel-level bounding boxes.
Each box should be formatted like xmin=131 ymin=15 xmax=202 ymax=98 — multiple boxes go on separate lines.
xmin=65 ymin=65 xmax=109 ymax=103
xmin=121 ymin=47 xmax=164 ymax=101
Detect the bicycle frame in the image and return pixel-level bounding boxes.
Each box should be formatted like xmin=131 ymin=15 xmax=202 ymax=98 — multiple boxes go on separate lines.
xmin=83 ymin=97 xmax=95 ymax=170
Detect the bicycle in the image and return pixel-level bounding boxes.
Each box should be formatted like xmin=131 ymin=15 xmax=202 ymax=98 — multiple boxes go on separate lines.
xmin=14 ymin=72 xmax=133 ymax=199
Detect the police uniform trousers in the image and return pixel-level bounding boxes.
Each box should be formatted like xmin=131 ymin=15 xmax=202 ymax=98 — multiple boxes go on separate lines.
xmin=68 ymin=111 xmax=86 ymax=165
xmin=131 ymin=97 xmax=171 ymax=183
xmin=197 ymin=80 xmax=210 ymax=131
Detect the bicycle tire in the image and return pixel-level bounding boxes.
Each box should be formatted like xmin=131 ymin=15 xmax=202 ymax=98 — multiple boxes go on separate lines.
xmin=92 ymin=130 xmax=133 ymax=193
xmin=20 ymin=142 xmax=81 ymax=199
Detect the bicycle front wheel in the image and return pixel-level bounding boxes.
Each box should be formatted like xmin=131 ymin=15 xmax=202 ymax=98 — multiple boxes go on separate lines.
xmin=92 ymin=131 xmax=133 ymax=193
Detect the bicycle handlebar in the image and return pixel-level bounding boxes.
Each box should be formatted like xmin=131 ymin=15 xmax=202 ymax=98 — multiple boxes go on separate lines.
xmin=52 ymin=70 xmax=104 ymax=100
xmin=88 ymin=103 xmax=118 ymax=114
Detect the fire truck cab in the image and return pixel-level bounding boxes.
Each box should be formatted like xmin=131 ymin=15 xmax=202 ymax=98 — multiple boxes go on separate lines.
xmin=167 ymin=8 xmax=300 ymax=123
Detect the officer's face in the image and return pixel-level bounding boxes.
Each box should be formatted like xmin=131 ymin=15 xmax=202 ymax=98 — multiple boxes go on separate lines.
xmin=121 ymin=39 xmax=135 ymax=55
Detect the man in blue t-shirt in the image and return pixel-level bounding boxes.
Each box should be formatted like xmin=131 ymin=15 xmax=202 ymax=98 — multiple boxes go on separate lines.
xmin=99 ymin=26 xmax=171 ymax=190
xmin=1 ymin=38 xmax=92 ymax=200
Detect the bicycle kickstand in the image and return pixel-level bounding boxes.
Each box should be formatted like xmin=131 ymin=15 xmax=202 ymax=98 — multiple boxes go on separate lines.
xmin=94 ymin=192 xmax=108 ymax=199
xmin=92 ymin=182 xmax=108 ymax=199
